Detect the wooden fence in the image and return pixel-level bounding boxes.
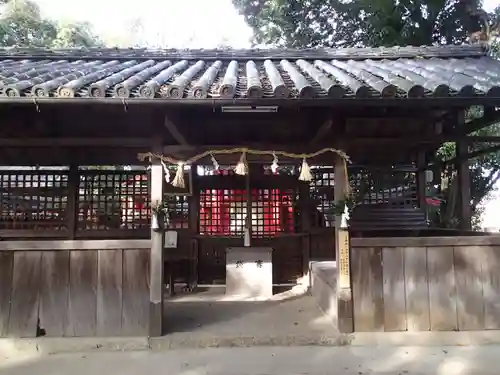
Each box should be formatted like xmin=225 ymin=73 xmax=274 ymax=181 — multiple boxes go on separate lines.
xmin=0 ymin=240 xmax=150 ymax=338
xmin=351 ymin=236 xmax=500 ymax=332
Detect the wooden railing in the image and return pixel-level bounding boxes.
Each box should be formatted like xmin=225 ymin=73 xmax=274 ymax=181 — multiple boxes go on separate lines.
xmin=0 ymin=239 xmax=150 ymax=338
xmin=351 ymin=236 xmax=500 ymax=332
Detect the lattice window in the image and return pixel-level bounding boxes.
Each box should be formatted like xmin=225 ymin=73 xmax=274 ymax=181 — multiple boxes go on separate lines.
xmin=349 ymin=167 xmax=417 ymax=207
xmin=310 ymin=167 xmax=335 ymax=227
xmin=164 ymin=194 xmax=189 ymax=229
xmin=251 ymin=188 xmax=297 ymax=237
xmin=0 ymin=170 xmax=69 ymax=231
xmin=199 ymin=188 xmax=247 ymax=236
xmin=78 ymin=169 xmax=150 ymax=230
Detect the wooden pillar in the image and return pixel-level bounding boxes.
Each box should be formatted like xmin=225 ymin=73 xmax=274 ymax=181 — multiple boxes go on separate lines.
xmin=66 ymin=163 xmax=79 ymax=239
xmin=188 ymin=164 xmax=200 ymax=291
xmin=416 ymin=150 xmax=427 ymax=210
xmin=299 ymin=181 xmax=311 ymax=288
xmin=149 ymin=136 xmax=165 ymax=337
xmin=334 ymin=154 xmax=353 ymax=333
xmin=456 ymin=110 xmax=472 ymax=230
xmin=456 ymin=140 xmax=472 ymax=230
xmin=244 ymin=166 xmax=252 ymax=246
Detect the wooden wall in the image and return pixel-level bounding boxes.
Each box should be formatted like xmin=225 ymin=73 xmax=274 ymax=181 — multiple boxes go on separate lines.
xmin=351 ymin=236 xmax=500 ymax=332
xmin=0 ymin=240 xmax=150 ymax=338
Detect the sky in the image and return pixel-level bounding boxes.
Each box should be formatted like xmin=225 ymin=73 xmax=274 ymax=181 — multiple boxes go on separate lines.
xmin=31 ymin=0 xmax=499 ymax=49
xmin=33 ymin=0 xmax=254 ymax=48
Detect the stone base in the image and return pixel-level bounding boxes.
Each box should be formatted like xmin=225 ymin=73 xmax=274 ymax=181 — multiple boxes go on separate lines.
xmin=225 ymin=247 xmax=273 ymax=300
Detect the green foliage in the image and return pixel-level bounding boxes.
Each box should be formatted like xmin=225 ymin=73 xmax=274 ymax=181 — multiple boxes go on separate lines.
xmin=233 ymin=0 xmax=488 ymax=48
xmin=0 ymin=0 xmax=102 ymax=48
xmin=235 ymin=0 xmax=500 ymax=229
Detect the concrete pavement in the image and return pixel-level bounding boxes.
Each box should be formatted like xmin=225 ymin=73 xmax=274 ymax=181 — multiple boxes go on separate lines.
xmin=1 ymin=346 xmax=499 ymax=375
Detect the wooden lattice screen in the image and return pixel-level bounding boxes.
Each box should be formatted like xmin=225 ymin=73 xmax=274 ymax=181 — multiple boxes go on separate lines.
xmin=164 ymin=195 xmax=190 ymax=230
xmin=0 ymin=169 xmax=69 ymax=232
xmin=349 ymin=166 xmax=417 ymax=207
xmin=198 ymin=167 xmax=299 ymax=237
xmin=77 ymin=168 xmax=150 ymax=232
xmin=310 ymin=167 xmax=335 ymax=227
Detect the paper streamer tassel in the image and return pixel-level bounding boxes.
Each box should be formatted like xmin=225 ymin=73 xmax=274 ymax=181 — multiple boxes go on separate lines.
xmin=271 ymin=152 xmax=279 ymax=174
xmin=234 ymin=152 xmax=248 ymax=176
xmin=298 ymin=158 xmax=312 ymax=182
xmin=210 ymin=153 xmax=220 ymax=172
xmin=160 ymin=159 xmax=171 ymax=183
xmin=171 ymin=163 xmax=185 ymax=188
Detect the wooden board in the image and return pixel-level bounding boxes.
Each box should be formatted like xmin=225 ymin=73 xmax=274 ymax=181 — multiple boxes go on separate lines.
xmin=8 ymin=251 xmax=41 ymax=337
xmin=352 ymin=247 xmax=384 ymax=332
xmin=404 ymin=247 xmax=430 ymax=331
xmin=96 ymin=249 xmax=123 ymax=336
xmin=122 ymin=249 xmax=150 ymax=336
xmin=482 ymin=246 xmax=500 ymax=329
xmin=0 ymin=252 xmax=13 ymax=337
xmin=39 ymin=251 xmax=70 ymax=337
xmin=427 ymin=246 xmax=458 ymax=331
xmin=382 ymin=247 xmax=407 ymax=331
xmin=65 ymin=250 xmax=98 ymax=337
xmin=454 ymin=246 xmax=485 ymax=330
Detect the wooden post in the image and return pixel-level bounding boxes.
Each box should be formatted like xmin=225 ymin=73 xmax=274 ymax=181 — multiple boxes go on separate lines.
xmin=456 ymin=140 xmax=472 ymax=230
xmin=456 ymin=110 xmax=472 ymax=230
xmin=299 ymin=180 xmax=311 ymax=289
xmin=334 ymin=154 xmax=353 ymax=333
xmin=66 ymin=163 xmax=79 ymax=239
xmin=416 ymin=150 xmax=427 ymax=216
xmin=149 ymin=136 xmax=165 ymax=337
xmin=244 ymin=166 xmax=252 ymax=246
xmin=188 ymin=164 xmax=200 ymax=291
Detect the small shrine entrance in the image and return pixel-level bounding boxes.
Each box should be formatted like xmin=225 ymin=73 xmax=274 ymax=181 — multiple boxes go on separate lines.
xmin=164 ymin=165 xmax=309 ymax=289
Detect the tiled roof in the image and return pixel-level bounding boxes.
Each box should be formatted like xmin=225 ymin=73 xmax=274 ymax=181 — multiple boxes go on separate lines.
xmin=0 ymin=45 xmax=498 ymax=100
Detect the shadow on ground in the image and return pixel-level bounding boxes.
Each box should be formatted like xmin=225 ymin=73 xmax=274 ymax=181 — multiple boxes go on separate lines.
xmin=162 ymin=286 xmax=338 ymax=343
xmin=0 ymin=345 xmax=497 ymax=375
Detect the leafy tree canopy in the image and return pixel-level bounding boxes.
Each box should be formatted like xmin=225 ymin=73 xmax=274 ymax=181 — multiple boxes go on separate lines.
xmin=233 ymin=0 xmax=497 ymax=48
xmin=0 ymin=0 xmax=103 ymax=48
xmin=234 ymin=0 xmax=500 ymax=228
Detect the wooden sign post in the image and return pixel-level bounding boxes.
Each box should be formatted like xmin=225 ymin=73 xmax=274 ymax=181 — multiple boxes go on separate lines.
xmin=337 ymin=228 xmax=350 ymax=289
xmin=334 ymin=155 xmax=353 ymax=333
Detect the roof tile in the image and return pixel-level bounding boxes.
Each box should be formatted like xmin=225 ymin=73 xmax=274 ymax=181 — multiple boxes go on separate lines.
xmin=0 ymin=45 xmax=497 ymax=101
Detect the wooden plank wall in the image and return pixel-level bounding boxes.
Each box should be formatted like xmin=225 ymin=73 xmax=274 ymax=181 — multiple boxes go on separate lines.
xmin=0 ymin=241 xmax=150 ymax=338
xmin=351 ymin=236 xmax=500 ymax=332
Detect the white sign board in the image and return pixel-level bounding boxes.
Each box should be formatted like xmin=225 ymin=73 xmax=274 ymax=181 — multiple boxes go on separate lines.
xmin=164 ymin=231 xmax=178 ymax=248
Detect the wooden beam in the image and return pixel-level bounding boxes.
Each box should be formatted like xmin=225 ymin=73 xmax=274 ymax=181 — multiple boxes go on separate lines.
xmin=0 ymin=239 xmax=150 ymax=251
xmin=164 ymin=114 xmax=189 ymax=145
xmin=0 ymin=138 xmax=152 ymax=147
xmin=352 ymin=235 xmax=500 ymax=248
xmin=149 ymin=136 xmax=164 ymax=337
xmin=0 ymin=134 xmax=498 ymax=150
